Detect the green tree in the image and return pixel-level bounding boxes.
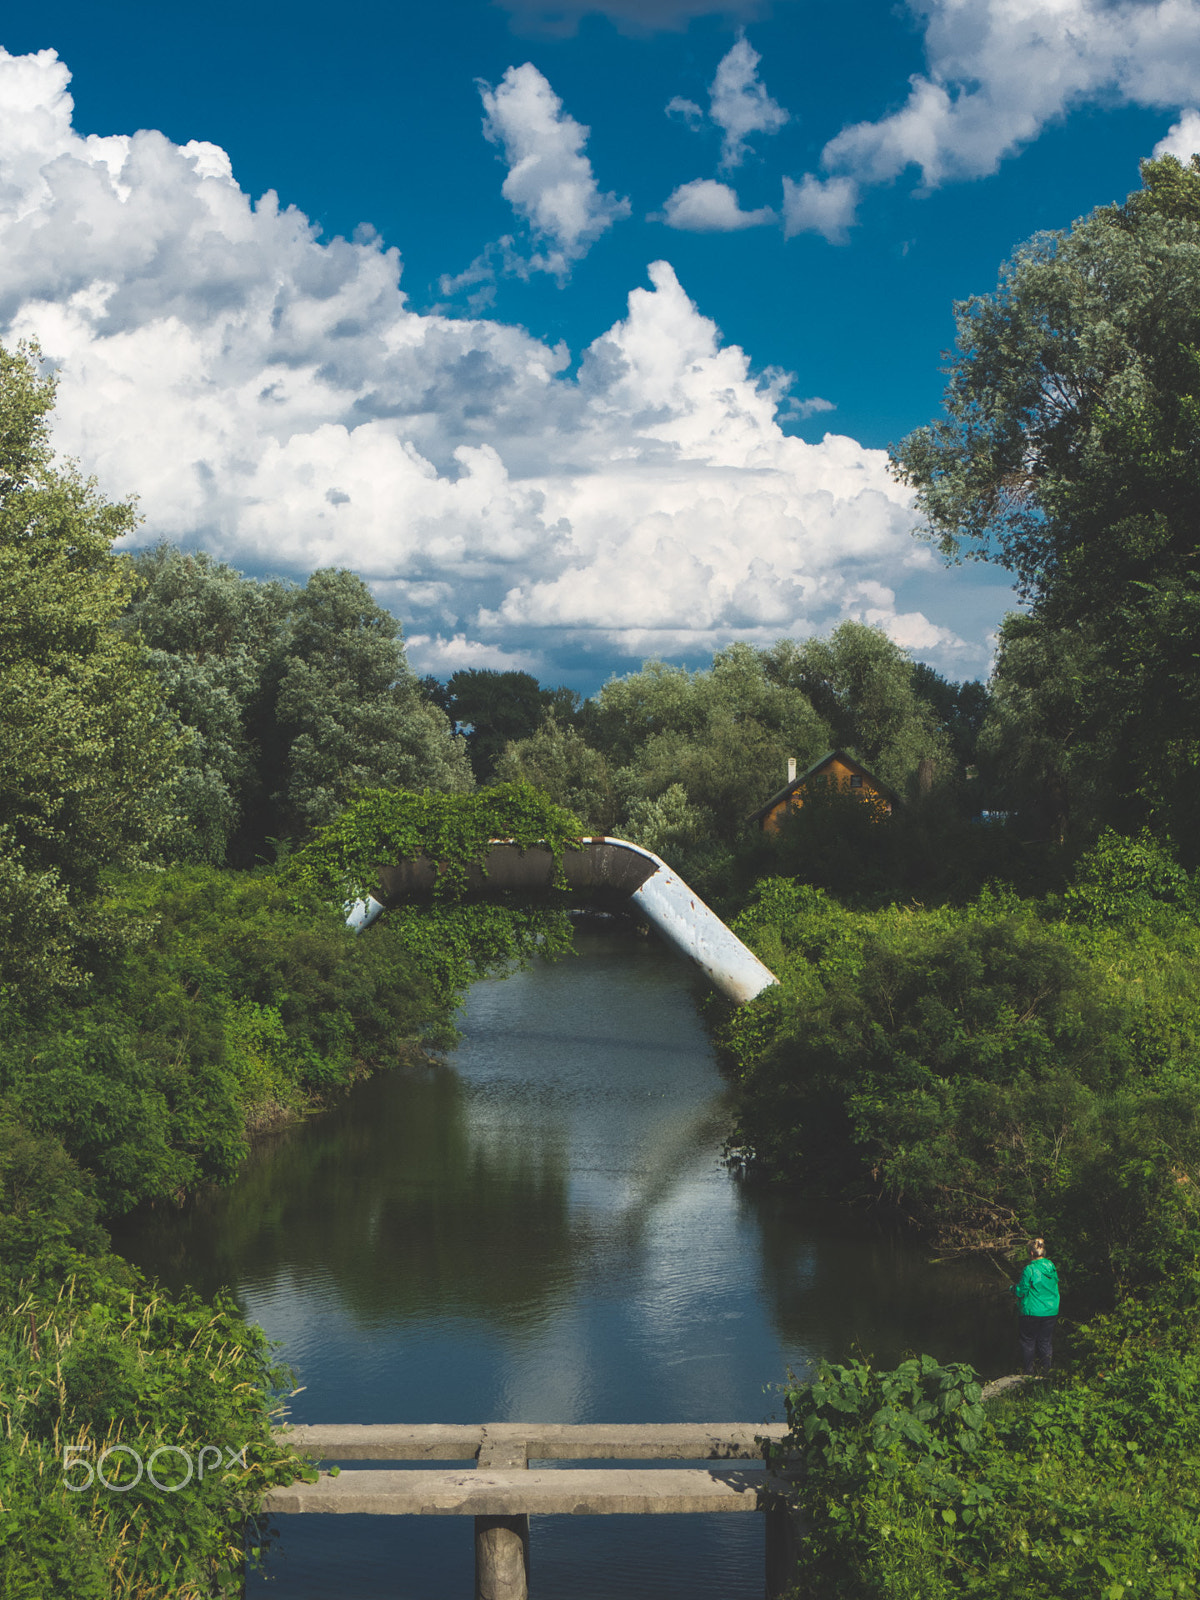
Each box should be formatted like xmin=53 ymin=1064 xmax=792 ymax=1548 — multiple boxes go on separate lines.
xmin=979 ymin=614 xmax=1112 ymax=842
xmin=586 ymin=643 xmax=831 ymax=839
xmin=439 ymin=669 xmax=579 ymax=781
xmin=893 ymin=154 xmax=1200 ymax=850
xmin=761 ymin=622 xmax=950 ymax=794
xmin=273 ymin=569 xmax=472 ymax=836
xmin=124 ymin=545 xmax=292 ymax=865
xmin=494 ymin=715 xmax=619 ymax=832
xmin=910 ymin=662 xmax=990 ymax=775
xmin=127 ymin=555 xmax=473 ymax=858
xmin=0 ymin=345 xmax=178 ymax=1000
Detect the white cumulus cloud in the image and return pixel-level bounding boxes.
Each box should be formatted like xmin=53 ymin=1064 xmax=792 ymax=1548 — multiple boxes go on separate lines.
xmin=0 ymin=45 xmax=981 ymax=677
xmin=659 ymin=178 xmax=775 ymax=231
xmin=788 ymin=0 xmax=1200 ymax=238
xmin=479 ymin=62 xmax=630 ymax=278
xmin=1154 ymin=107 xmax=1200 ymax=159
xmin=708 ymin=34 xmax=789 ymax=169
xmin=665 ymin=33 xmax=788 ymax=170
xmin=781 ymin=173 xmax=860 ymax=243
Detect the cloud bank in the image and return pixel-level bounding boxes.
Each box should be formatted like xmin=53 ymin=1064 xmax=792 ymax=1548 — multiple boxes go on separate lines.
xmin=0 ymin=46 xmax=975 ymax=678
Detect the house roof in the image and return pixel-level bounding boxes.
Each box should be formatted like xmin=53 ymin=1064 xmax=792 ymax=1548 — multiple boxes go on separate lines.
xmin=746 ymin=748 xmax=902 ymax=825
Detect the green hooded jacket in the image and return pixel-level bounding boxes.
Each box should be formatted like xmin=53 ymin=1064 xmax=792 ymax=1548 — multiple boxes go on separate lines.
xmin=1013 ymin=1257 xmax=1059 ymax=1316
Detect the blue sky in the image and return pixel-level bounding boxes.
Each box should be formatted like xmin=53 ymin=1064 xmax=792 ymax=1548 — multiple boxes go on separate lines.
xmin=6 ymin=0 xmax=1200 ymax=690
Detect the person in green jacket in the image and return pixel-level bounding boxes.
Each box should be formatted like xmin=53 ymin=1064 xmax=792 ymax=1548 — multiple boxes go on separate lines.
xmin=1012 ymin=1237 xmax=1059 ymax=1374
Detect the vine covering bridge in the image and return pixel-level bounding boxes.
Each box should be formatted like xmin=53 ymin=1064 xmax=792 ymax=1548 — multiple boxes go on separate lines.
xmin=267 ymin=1420 xmax=801 ymax=1600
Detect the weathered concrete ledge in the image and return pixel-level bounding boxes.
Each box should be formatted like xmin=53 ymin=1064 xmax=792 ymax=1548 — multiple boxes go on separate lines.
xmin=277 ymin=1421 xmax=790 ymax=1462
xmin=264 ymin=1466 xmax=771 ymax=1517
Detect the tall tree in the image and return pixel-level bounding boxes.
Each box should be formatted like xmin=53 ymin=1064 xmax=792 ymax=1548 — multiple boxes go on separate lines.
xmin=0 ymin=345 xmax=178 ymax=999
xmin=437 ymin=669 xmax=577 ymax=782
xmin=123 ymin=545 xmax=291 ymax=865
xmin=273 ymin=568 xmax=472 ymax=836
xmin=760 ymin=622 xmax=950 ymax=793
xmin=127 ymin=557 xmax=474 ymax=857
xmin=585 ymin=643 xmax=832 ymax=839
xmin=892 ymin=155 xmax=1200 ymax=850
xmin=910 ymin=663 xmax=990 ymax=775
xmin=494 ymin=716 xmax=619 ymax=833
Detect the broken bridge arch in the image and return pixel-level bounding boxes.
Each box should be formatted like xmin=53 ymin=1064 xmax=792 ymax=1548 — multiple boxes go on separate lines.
xmin=346 ymin=837 xmax=777 ymax=1005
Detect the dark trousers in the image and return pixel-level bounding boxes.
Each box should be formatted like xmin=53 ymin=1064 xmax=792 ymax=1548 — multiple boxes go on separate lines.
xmin=1019 ymin=1314 xmax=1055 ymax=1373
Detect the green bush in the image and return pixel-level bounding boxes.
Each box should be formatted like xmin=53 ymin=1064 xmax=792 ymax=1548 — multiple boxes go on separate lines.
xmin=774 ymin=1278 xmax=1200 ymax=1599
xmin=0 ymin=862 xmax=456 ymax=1216
xmin=0 ymin=1110 xmax=110 ymax=1294
xmin=0 ymin=1268 xmax=310 ymax=1600
xmin=722 ymin=865 xmax=1200 ymax=1287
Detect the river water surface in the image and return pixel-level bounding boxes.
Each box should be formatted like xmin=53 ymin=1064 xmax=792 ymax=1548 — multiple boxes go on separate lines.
xmin=116 ymin=918 xmax=1014 ymax=1600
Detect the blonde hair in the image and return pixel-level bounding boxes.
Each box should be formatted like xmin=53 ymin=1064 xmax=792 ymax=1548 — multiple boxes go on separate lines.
xmin=1030 ymin=1237 xmax=1047 ymax=1258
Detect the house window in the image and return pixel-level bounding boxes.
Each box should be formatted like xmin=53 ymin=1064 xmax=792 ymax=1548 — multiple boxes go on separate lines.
xmin=849 ymin=774 xmax=863 ymax=789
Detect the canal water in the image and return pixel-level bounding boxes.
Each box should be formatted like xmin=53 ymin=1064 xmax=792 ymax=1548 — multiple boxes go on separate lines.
xmin=115 ymin=917 xmax=1015 ymax=1600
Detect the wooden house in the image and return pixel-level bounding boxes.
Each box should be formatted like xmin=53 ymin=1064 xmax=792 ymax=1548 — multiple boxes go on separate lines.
xmin=748 ymin=749 xmax=900 ymax=833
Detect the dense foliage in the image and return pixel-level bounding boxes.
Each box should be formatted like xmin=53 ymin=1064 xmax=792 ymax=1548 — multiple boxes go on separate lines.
xmin=723 ymin=831 xmax=1200 ymax=1291
xmin=125 ymin=546 xmax=471 ymax=866
xmin=770 ymin=1274 xmax=1200 ymax=1598
xmin=0 ymin=1262 xmax=307 ymax=1600
xmin=0 ymin=347 xmax=179 ymax=1001
xmin=893 ymin=154 xmax=1200 ymax=853
xmin=0 ymin=868 xmax=454 ymax=1218
xmin=421 ymin=667 xmax=580 ymax=781
xmin=0 ymin=1073 xmax=314 ymax=1598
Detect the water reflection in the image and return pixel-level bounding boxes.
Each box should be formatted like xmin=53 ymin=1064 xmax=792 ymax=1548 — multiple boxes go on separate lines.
xmin=741 ymin=1190 xmax=1014 ymax=1376
xmin=114 ymin=1064 xmax=581 ymax=1328
xmin=114 ymin=917 xmax=1014 ymax=1599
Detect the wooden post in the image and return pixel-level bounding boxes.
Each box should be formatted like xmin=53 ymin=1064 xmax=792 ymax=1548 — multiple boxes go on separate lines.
xmin=475 ymin=1435 xmax=529 ymax=1600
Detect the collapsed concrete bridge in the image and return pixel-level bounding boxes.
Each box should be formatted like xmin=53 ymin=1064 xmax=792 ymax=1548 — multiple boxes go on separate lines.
xmin=346 ymin=836 xmax=778 ymax=1004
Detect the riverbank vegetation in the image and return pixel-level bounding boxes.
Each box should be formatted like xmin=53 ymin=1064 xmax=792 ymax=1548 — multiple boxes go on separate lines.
xmin=727 ymin=153 xmax=1200 ymax=1598
xmin=769 ymin=1273 xmax=1200 ymax=1597
xmin=0 ymin=345 xmax=584 ymax=1593
xmin=5 ymin=152 xmax=1200 ymax=1599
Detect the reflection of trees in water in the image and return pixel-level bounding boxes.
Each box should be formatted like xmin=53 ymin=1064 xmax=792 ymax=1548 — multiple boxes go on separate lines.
xmin=114 ymin=1064 xmax=581 ymax=1328
xmin=607 ymin=1094 xmax=733 ymax=1252
xmin=736 ymin=1188 xmax=1016 ymax=1377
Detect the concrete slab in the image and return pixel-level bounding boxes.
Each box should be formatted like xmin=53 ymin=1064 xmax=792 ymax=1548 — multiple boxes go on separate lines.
xmin=277 ymin=1422 xmax=789 ymax=1462
xmin=264 ymin=1467 xmax=770 ymax=1517
xmin=280 ymin=1423 xmax=484 ymax=1460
